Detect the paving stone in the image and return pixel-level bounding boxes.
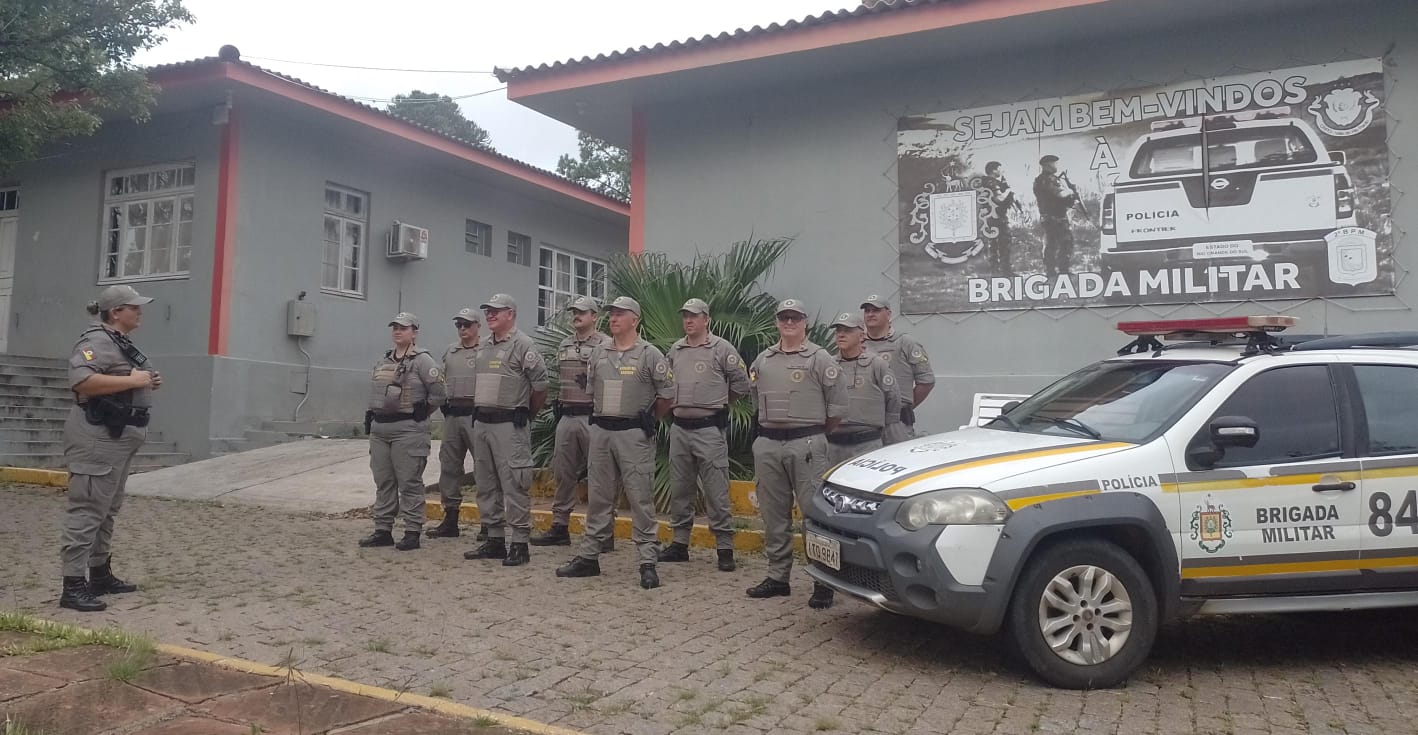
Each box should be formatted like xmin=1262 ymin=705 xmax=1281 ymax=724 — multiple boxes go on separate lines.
xmin=198 ymin=681 xmax=403 ymax=735
xmin=131 ymin=660 xmax=282 ymax=703
xmin=0 ymin=631 xmax=45 ymax=651
xmin=0 ymin=666 xmax=65 ymax=701
xmin=4 ymin=645 xmax=132 ymax=681
xmin=131 ymin=716 xmax=256 ymax=735
xmin=1 ymin=679 xmax=182 ymax=734
xmin=332 ymin=710 xmax=522 ymax=734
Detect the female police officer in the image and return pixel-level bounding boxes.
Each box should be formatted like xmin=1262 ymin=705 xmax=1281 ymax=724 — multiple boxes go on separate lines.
xmin=60 ymin=285 xmax=161 ymax=612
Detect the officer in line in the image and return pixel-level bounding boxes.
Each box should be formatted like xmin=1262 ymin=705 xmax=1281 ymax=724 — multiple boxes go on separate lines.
xmin=531 ymin=295 xmax=611 ymax=548
xmin=1033 ymin=154 xmax=1080 ymax=277
xmin=826 ymin=312 xmax=900 ymax=467
xmin=428 ymin=308 xmax=481 ymax=539
xmin=555 ymin=296 xmax=675 ymax=589
xmin=860 ymin=295 xmax=934 ymax=444
xmin=59 ymin=285 xmax=161 ymax=612
xmin=463 ymin=294 xmax=547 ymax=567
xmin=360 ymin=312 xmax=446 ymax=551
xmin=745 ymin=298 xmax=848 ymax=609
xmin=661 ymin=298 xmax=750 ymax=572
xmin=982 ymin=161 xmax=1023 ymax=277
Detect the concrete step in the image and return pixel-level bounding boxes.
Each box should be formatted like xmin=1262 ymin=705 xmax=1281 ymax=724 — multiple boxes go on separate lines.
xmin=0 ymin=440 xmax=179 ymax=454
xmin=0 ymin=391 xmax=71 ymax=408
xmin=0 ymin=354 xmax=68 ymax=370
xmin=0 ymin=384 xmax=72 ymax=399
xmin=0 ymin=427 xmax=65 ymax=441
xmin=0 ymin=451 xmax=189 ymax=471
xmin=261 ymin=419 xmax=365 ymax=438
xmin=0 ymin=404 xmax=68 ymax=419
xmin=0 ymin=373 xmax=69 ymax=389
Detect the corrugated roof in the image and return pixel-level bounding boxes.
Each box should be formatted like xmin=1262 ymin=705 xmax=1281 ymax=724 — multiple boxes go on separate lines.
xmin=493 ymin=0 xmax=944 ymax=81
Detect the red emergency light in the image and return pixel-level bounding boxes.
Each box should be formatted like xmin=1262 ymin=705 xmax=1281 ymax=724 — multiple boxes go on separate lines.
xmin=1117 ymin=315 xmax=1296 ymax=337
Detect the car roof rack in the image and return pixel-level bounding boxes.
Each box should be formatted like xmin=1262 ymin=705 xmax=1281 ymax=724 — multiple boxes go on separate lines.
xmin=1290 ymin=332 xmax=1418 ymax=351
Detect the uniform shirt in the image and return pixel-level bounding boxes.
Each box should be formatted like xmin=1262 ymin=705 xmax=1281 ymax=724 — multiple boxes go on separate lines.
xmin=865 ymin=330 xmax=935 ymax=405
xmin=1033 ymin=172 xmax=1077 ymax=218
xmin=835 ymin=350 xmax=902 ymax=430
xmin=368 ymin=348 xmax=447 ymax=413
xmin=471 ymin=328 xmax=548 ymax=409
xmin=68 ymin=323 xmax=153 ymax=408
xmin=557 ymin=331 xmax=611 ymax=406
xmin=982 ymin=175 xmax=1017 ymax=233
xmin=749 ymin=341 xmax=849 ymax=429
xmin=586 ymin=338 xmax=675 ymax=418
xmin=668 ymin=333 xmax=750 ymax=416
xmin=442 ymin=340 xmax=480 ymax=401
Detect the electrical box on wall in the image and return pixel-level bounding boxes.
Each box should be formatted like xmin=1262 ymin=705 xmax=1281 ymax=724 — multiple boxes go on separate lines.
xmin=287 ymin=300 xmax=316 ymax=337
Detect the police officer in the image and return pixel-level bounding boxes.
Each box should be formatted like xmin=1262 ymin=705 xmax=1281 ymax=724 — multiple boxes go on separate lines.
xmin=59 ymin=285 xmax=160 ymax=612
xmin=745 ymin=299 xmax=848 ymax=609
xmin=982 ymin=161 xmax=1023 ymax=276
xmin=1033 ymin=154 xmax=1080 ymax=276
xmin=555 ymin=296 xmax=674 ymax=589
xmin=826 ymin=312 xmax=900 ymax=467
xmin=860 ymin=295 xmax=935 ymax=444
xmin=661 ymin=298 xmax=750 ymax=571
xmin=360 ymin=313 xmax=447 ymax=551
xmin=463 ymin=294 xmax=547 ymax=567
xmin=531 ymin=295 xmax=610 ymax=548
xmin=428 ymin=308 xmax=480 ymax=539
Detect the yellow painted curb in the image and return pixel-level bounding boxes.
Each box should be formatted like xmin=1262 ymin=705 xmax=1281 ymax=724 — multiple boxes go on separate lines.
xmin=0 ymin=466 xmax=68 ymax=487
xmin=159 ymin=643 xmax=587 ymax=735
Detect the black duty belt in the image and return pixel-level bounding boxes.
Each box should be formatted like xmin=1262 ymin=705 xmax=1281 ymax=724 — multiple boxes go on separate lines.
xmin=591 ymin=415 xmax=640 ymax=431
xmin=827 ymin=429 xmax=882 ymax=446
xmin=673 ymin=414 xmax=721 ymax=430
xmin=443 ymin=403 xmax=476 ymax=417
xmin=474 ymin=407 xmax=526 ymax=424
xmin=560 ymin=403 xmax=593 ymax=416
xmin=758 ymin=425 xmax=825 ymax=441
xmin=372 ymin=412 xmax=416 ymax=423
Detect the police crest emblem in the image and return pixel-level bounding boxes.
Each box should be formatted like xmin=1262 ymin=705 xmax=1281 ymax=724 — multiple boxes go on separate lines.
xmin=1189 ymin=495 xmax=1233 ymax=554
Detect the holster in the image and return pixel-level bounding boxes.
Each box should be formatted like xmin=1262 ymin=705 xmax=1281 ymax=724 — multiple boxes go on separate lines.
xmin=552 ymin=401 xmax=563 ymax=421
xmin=412 ymin=401 xmax=431 ymax=422
xmin=901 ymin=405 xmax=916 ymax=425
xmin=83 ymin=398 xmax=128 ymax=440
xmin=715 ymin=409 xmax=729 ymax=430
xmin=514 ymin=407 xmax=530 ymax=428
xmin=363 ymin=410 xmax=374 ymax=435
xmin=637 ymin=409 xmax=657 ymax=439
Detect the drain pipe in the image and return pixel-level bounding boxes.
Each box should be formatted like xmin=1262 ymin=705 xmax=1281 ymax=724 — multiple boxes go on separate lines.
xmin=292 ymin=335 xmax=312 ymax=421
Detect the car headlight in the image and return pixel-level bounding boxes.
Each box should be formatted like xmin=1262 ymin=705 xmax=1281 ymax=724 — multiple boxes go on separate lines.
xmin=895 ymin=488 xmax=1009 ymax=531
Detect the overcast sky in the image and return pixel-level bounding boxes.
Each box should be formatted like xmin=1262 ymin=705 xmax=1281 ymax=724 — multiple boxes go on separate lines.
xmin=133 ymin=0 xmax=848 ymax=170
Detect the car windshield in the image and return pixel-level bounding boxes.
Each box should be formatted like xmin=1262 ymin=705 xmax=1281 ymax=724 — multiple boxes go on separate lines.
xmin=987 ymin=360 xmax=1234 ymax=443
xmin=1131 ymin=124 xmax=1319 ymax=177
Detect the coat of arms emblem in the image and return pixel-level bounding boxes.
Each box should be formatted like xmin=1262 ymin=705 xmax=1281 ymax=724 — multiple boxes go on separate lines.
xmin=1189 ymin=495 xmax=1233 ymax=554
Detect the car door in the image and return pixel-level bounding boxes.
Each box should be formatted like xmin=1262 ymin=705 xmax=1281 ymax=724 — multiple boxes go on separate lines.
xmin=1177 ymin=362 xmax=1363 ymax=597
xmin=1351 ymin=363 xmax=1418 ymax=590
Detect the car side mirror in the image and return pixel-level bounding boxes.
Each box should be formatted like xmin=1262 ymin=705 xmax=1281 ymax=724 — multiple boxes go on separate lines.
xmin=1000 ymin=400 xmax=1021 ymax=414
xmin=1210 ymin=415 xmax=1259 ymax=448
xmin=1330 ymin=151 xmax=1347 ymax=166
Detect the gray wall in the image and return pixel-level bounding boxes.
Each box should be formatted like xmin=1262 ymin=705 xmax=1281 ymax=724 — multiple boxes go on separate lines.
xmin=640 ymin=0 xmax=1417 ymax=435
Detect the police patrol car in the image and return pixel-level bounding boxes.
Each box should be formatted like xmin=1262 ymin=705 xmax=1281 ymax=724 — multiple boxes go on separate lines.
xmin=803 ymin=316 xmax=1418 ymax=689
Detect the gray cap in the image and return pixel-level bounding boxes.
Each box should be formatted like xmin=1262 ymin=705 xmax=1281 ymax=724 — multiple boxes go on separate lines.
xmin=860 ymin=294 xmax=890 ymax=309
xmin=97 ymin=284 xmax=154 ymax=311
xmin=607 ymin=296 xmax=642 ymax=317
xmin=775 ymin=298 xmax=807 ymax=317
xmin=389 ymin=312 xmax=419 ymax=328
xmin=451 ymin=308 xmax=479 ymax=323
xmin=480 ymin=293 xmax=516 ymax=310
xmin=831 ymin=311 xmax=865 ymax=329
xmin=679 ymin=298 xmax=710 ymax=315
xmin=566 ymin=295 xmax=601 ymax=313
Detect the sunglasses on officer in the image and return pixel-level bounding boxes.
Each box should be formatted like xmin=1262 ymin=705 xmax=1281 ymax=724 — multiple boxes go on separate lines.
xmin=455 ymin=320 xmax=476 ymax=329
xmin=775 ymin=313 xmax=805 ymax=323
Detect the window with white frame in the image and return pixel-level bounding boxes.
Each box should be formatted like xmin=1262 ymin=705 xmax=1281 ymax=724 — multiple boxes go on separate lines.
xmin=465 ymin=219 xmax=491 ymax=256
xmin=507 ymin=230 xmax=531 ymax=266
xmin=323 ymin=184 xmax=367 ymax=295
xmin=100 ymin=164 xmax=195 ymax=281
xmin=537 ymin=245 xmax=607 ymax=325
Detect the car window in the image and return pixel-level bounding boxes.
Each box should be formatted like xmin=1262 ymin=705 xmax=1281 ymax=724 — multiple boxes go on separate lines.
xmin=1209 ymin=365 xmax=1340 ymax=467
xmin=1353 ymin=365 xmax=1418 ymax=456
xmin=1132 ymin=124 xmax=1319 ymax=178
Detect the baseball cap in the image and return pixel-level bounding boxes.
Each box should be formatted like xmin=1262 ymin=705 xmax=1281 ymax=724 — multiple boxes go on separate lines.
xmin=831 ymin=311 xmax=864 ymax=329
xmin=859 ymin=294 xmax=890 ymax=309
xmin=96 ymin=285 xmax=154 ymax=311
xmin=480 ymin=293 xmax=516 ymax=310
xmin=607 ymin=296 xmax=642 ymax=316
xmin=679 ymin=298 xmax=710 ymax=315
xmin=1039 ymin=154 xmax=1060 ymax=165
xmin=389 ymin=312 xmax=419 ymax=328
xmin=566 ymin=295 xmax=601 ymax=313
xmin=775 ymin=298 xmax=807 ymax=317
xmin=451 ymin=308 xmax=479 ymax=324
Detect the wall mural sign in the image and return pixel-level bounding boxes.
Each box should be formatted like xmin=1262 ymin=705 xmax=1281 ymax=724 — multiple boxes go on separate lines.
xmin=897 ymin=59 xmax=1392 ymax=313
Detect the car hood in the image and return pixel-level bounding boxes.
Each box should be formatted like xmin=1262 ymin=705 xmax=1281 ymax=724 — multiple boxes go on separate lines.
xmin=823 ymin=427 xmax=1135 ymax=497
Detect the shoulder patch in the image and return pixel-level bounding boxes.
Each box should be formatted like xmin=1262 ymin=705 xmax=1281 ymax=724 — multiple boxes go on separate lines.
xmin=655 ymin=361 xmax=668 ymax=374
xmin=428 ymin=367 xmax=441 ymax=379
xmin=824 ymin=365 xmax=840 ymax=380
xmin=882 ymin=373 xmax=896 ymax=386
xmin=526 ymin=350 xmax=539 ymax=362
xmin=82 ymin=349 xmax=95 ymax=362
xmin=727 ymin=353 xmax=740 ymax=366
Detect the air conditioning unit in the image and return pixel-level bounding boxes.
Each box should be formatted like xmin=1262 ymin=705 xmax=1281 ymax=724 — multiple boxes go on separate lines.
xmin=386 ymin=221 xmax=429 ymax=261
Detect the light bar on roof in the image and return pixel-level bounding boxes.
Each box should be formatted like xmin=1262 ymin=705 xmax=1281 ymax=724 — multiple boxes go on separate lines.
xmin=1116 ymin=315 xmax=1297 ymax=337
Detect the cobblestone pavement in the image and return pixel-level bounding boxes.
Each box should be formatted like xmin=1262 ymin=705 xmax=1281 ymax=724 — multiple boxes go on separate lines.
xmin=3 ymin=484 xmax=1417 ymax=735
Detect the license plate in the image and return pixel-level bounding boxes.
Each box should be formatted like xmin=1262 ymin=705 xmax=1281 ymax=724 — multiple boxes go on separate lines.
xmin=805 ymin=532 xmax=841 ymax=571
xmin=1192 ymin=240 xmax=1256 ymax=259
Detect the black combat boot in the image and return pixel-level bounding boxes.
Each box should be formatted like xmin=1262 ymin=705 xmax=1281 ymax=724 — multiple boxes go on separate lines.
xmin=529 ymin=523 xmax=570 ymax=546
xmin=463 ymin=538 xmax=507 ymax=560
xmin=808 ymin=583 xmax=835 ymax=609
xmin=88 ymin=558 xmax=138 ymax=595
xmin=59 ymin=576 xmax=107 ymax=612
xmin=502 ymin=542 xmax=530 ymax=567
xmin=639 ymin=564 xmax=660 ymax=589
xmin=359 ymin=530 xmax=395 ymax=548
xmin=395 ymin=531 xmax=421 ymax=551
xmin=659 ymin=542 xmax=690 ymax=562
xmin=475 ymin=524 xmax=489 ymax=542
xmin=745 ymin=578 xmax=791 ymax=598
xmin=555 ymin=556 xmax=601 ymax=577
xmin=425 ymin=511 xmax=460 ymax=538
xmin=717 ymin=549 xmax=736 ymax=572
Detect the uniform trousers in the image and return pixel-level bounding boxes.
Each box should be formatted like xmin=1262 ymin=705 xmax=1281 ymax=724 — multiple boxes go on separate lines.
xmin=579 ymin=424 xmax=659 ymax=565
xmin=436 ymin=413 xmax=474 ymax=511
xmin=61 ymin=407 xmax=144 ymax=577
xmin=370 ymin=418 xmax=430 ymax=533
xmin=472 ymin=419 xmax=534 ymax=543
xmin=668 ymin=423 xmax=734 ymax=549
xmin=753 ymin=434 xmax=829 ymax=582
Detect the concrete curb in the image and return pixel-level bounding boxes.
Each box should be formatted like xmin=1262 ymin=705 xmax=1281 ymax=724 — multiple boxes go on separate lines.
xmin=0 ymin=466 xmax=68 ymax=487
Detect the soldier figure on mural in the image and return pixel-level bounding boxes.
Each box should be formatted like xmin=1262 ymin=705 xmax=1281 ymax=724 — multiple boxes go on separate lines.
xmin=982 ymin=161 xmax=1023 ymax=276
xmin=1032 ymin=154 xmax=1080 ymax=277
xmin=745 ymin=299 xmax=848 ymax=609
xmin=428 ymin=308 xmax=480 ymax=539
xmin=860 ymin=295 xmax=934 ymax=444
xmin=825 ymin=311 xmax=900 ymax=466
xmin=531 ymin=295 xmax=611 ymax=549
xmin=360 ymin=312 xmax=447 ymax=552
xmin=661 ymin=298 xmax=751 ymax=572
xmin=463 ymin=294 xmax=547 ymax=567
xmin=555 ymin=296 xmax=675 ymax=589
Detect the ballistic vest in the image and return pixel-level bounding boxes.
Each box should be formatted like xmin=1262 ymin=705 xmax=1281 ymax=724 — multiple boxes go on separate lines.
xmin=557 ymin=332 xmax=610 ymax=406
xmin=590 ymin=339 xmax=669 ymax=418
xmin=668 ymin=335 xmax=746 ymax=410
xmin=472 ymin=329 xmax=542 ymax=409
xmin=838 ymin=352 xmax=893 ymax=428
xmin=368 ymin=348 xmax=433 ymax=413
xmin=751 ymin=342 xmax=835 ymax=427
xmin=443 ymin=342 xmax=479 ymax=400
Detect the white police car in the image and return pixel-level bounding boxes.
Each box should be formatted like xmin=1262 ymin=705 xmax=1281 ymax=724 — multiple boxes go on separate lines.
xmin=804 ymin=316 xmax=1418 ymax=689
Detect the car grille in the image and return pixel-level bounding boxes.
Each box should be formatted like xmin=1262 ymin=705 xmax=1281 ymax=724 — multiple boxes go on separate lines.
xmin=821 ymin=560 xmax=898 ymax=602
xmin=820 ymin=484 xmax=882 ymax=515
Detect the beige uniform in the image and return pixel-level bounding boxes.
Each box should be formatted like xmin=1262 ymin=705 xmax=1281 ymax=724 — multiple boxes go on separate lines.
xmin=436 ymin=340 xmax=478 ymax=513
xmin=826 ymin=351 xmax=901 ymax=465
xmin=471 ymin=328 xmax=547 ymax=543
xmin=60 ymin=324 xmax=153 ymax=577
xmin=580 ymin=338 xmax=675 ymax=564
xmin=667 ymin=334 xmax=750 ymax=549
xmin=865 ymin=331 xmax=934 ymax=444
xmin=550 ymin=331 xmax=611 ymax=526
xmin=367 ymin=348 xmax=446 ymax=533
xmin=749 ymin=341 xmax=848 ymax=582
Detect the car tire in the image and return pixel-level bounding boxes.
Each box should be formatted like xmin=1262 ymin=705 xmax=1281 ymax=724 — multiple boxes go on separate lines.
xmin=1006 ymin=538 xmax=1158 ymax=689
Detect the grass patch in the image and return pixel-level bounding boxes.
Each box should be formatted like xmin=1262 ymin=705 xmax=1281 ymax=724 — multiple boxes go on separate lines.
xmin=366 ymin=639 xmax=393 ymax=654
xmin=4 ymin=717 xmax=49 ymax=735
xmin=599 ymin=699 xmax=633 ymax=715
xmin=471 ymin=714 xmax=499 ymax=728
xmin=814 ymin=715 xmax=841 ymax=731
xmin=428 ymin=683 xmax=453 ymax=699
xmin=567 ymin=687 xmax=604 ymax=710
xmin=413 ymin=644 xmax=436 ymax=657
xmin=300 ymin=636 xmax=326 ymax=646
xmin=105 ymin=642 xmax=156 ymax=683
xmin=0 ymin=611 xmax=154 ymax=659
